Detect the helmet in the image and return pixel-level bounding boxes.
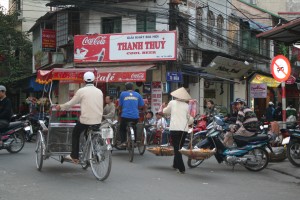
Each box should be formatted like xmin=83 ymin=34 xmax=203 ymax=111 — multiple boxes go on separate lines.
xmin=83 ymin=71 xmax=95 ymax=82
xmin=125 ymin=82 xmax=134 ymax=90
xmin=0 ymin=85 xmax=6 ymax=92
xmin=234 ymin=98 xmax=246 ymax=104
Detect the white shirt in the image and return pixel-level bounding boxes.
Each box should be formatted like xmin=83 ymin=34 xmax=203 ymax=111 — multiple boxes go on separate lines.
xmin=156 ymin=117 xmax=167 ymax=130
xmin=163 ymin=100 xmax=194 ymax=132
xmin=60 ymin=84 xmax=103 ymax=125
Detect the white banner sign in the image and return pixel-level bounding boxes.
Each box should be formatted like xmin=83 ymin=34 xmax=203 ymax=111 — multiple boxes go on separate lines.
xmin=109 ymin=32 xmax=176 ymax=61
xmin=151 ymin=82 xmax=163 ymax=114
xmin=250 ymin=83 xmax=267 ymax=98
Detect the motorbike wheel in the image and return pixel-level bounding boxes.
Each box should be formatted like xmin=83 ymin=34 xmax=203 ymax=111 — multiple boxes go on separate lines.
xmin=244 ymin=147 xmax=269 ymax=172
xmin=187 ymin=158 xmax=205 ymax=168
xmin=287 ymin=141 xmax=300 ymax=167
xmin=6 ymin=130 xmax=25 ymax=153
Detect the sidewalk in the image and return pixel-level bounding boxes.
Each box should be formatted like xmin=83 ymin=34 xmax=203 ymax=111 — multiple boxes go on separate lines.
xmin=267 ymin=159 xmax=300 ymax=179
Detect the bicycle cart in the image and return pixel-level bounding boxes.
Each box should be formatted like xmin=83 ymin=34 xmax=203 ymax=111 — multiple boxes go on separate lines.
xmin=35 ymin=68 xmax=113 ymax=181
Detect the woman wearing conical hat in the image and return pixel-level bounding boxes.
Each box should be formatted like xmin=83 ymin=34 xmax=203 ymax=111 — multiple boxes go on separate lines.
xmin=162 ymin=87 xmax=194 ymax=174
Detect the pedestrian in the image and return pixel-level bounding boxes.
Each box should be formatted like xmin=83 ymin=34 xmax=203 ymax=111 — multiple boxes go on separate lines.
xmin=266 ymin=102 xmax=275 ymax=122
xmin=162 ymin=87 xmax=194 ymax=174
xmin=204 ymin=100 xmax=218 ymax=123
xmin=273 ymin=102 xmax=283 ymax=121
xmin=56 ymin=72 xmax=103 ymax=164
xmin=103 ymin=95 xmax=116 ymax=121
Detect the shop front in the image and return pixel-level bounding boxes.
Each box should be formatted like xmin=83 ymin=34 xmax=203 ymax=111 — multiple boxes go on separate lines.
xmin=249 ymin=73 xmax=280 ymax=119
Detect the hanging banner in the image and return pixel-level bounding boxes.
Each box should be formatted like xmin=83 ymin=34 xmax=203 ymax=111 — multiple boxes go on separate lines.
xmin=151 ymin=82 xmax=162 ymax=114
xmin=42 ymin=29 xmax=56 ymax=52
xmin=250 ymin=83 xmax=267 ymax=98
xmin=74 ymin=31 xmax=177 ymax=63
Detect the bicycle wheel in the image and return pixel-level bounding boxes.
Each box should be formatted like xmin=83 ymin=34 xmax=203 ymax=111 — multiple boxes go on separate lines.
xmin=7 ymin=130 xmax=25 ymax=153
xmin=138 ymin=128 xmax=146 ymax=155
xmin=35 ymin=131 xmax=44 ymax=171
xmin=89 ymin=134 xmax=112 ymax=181
xmin=127 ymin=127 xmax=134 ymax=162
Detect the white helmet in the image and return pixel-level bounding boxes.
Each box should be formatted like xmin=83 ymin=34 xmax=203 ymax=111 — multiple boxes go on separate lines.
xmin=83 ymin=71 xmax=95 ymax=82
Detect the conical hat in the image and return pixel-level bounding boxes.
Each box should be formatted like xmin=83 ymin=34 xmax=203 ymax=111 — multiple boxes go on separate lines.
xmin=170 ymin=87 xmax=192 ymax=101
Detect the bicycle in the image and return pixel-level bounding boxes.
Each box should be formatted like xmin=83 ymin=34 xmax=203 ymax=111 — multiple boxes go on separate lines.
xmin=36 ymin=118 xmax=113 ymax=181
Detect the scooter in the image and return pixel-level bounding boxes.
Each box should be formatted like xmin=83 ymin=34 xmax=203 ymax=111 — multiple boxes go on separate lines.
xmin=0 ymin=120 xmax=27 ymax=153
xmin=282 ymin=128 xmax=300 ymax=167
xmin=188 ymin=116 xmax=272 ymax=172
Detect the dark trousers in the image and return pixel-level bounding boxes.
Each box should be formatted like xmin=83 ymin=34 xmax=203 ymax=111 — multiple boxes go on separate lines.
xmin=119 ymin=117 xmax=138 ymax=143
xmin=171 ymin=131 xmax=187 ymax=172
xmin=71 ymin=122 xmax=89 ymax=159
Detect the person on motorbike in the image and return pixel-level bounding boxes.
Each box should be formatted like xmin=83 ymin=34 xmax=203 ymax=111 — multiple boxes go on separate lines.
xmin=223 ymin=98 xmax=259 ymax=147
xmin=102 ymin=95 xmax=116 ymax=121
xmin=0 ymin=85 xmax=13 ymax=146
xmin=56 ymin=72 xmax=103 ymax=164
xmin=204 ymin=100 xmax=218 ymax=123
xmin=118 ymin=82 xmax=145 ymax=147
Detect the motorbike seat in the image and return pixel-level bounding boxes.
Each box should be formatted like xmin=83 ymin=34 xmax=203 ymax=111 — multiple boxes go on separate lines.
xmin=234 ymin=134 xmax=269 ymax=143
xmin=0 ymin=121 xmax=23 ymax=132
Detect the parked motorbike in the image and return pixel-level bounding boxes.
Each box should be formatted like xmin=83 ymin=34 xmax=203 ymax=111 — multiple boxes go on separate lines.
xmin=188 ymin=116 xmax=272 ymax=172
xmin=0 ymin=120 xmax=27 ymax=153
xmin=282 ymin=128 xmax=300 ymax=167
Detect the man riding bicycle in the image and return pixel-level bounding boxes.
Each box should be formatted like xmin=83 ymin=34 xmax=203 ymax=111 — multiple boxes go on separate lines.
xmin=118 ymin=82 xmax=145 ymax=147
xmin=56 ymin=72 xmax=103 ymax=164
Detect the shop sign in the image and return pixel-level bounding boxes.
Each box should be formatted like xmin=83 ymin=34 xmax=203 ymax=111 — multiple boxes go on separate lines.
xmin=250 ymin=83 xmax=267 ymax=98
xmin=286 ymin=75 xmax=296 ymax=85
xmin=42 ymin=29 xmax=56 ymax=52
xmin=166 ymin=72 xmax=182 ymax=82
xmin=251 ymin=74 xmax=280 ymax=88
xmin=151 ymin=82 xmax=162 ymax=114
xmin=74 ymin=31 xmax=177 ymax=63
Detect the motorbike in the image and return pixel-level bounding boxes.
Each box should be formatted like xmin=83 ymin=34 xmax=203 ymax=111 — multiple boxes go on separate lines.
xmin=282 ymin=128 xmax=300 ymax=167
xmin=0 ymin=120 xmax=27 ymax=153
xmin=188 ymin=116 xmax=272 ymax=172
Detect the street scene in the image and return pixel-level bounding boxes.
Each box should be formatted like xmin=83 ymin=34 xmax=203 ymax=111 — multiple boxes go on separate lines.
xmin=1 ymin=0 xmax=300 ymax=200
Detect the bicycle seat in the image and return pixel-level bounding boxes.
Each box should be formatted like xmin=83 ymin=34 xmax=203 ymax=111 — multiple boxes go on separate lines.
xmin=90 ymin=124 xmax=100 ymax=131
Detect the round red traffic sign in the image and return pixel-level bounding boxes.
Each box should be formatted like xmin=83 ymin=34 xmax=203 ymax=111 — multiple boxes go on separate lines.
xmin=271 ymin=55 xmax=291 ymax=82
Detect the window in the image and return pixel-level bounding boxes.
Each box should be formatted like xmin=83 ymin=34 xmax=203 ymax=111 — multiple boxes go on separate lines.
xmin=207 ymin=10 xmax=215 ymax=45
xmin=102 ymin=17 xmax=122 ymax=34
xmin=136 ymin=13 xmax=156 ymax=32
xmin=178 ymin=17 xmax=189 ymax=46
xmin=196 ymin=7 xmax=203 ymax=42
xmin=185 ymin=49 xmax=191 ymax=63
xmin=217 ymin=15 xmax=224 ymax=47
xmin=57 ymin=12 xmax=68 ymax=47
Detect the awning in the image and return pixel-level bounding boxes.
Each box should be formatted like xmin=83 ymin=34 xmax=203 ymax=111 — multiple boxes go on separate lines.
xmin=27 ymin=77 xmax=45 ymax=92
xmin=242 ymin=19 xmax=272 ymax=32
xmin=256 ymin=18 xmax=300 ymax=44
xmin=36 ymin=65 xmax=154 ymax=84
xmin=250 ymin=73 xmax=280 ymax=88
xmin=203 ymin=56 xmax=252 ymax=79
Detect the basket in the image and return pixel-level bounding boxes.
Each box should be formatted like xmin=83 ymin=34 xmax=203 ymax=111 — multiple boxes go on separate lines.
xmin=147 ymin=145 xmax=174 ymax=156
xmin=179 ymin=148 xmax=216 ymax=160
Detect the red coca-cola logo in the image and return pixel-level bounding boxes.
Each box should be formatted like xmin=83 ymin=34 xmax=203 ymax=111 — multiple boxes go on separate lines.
xmin=131 ymin=73 xmax=145 ymax=79
xmin=82 ymin=36 xmax=107 ymax=45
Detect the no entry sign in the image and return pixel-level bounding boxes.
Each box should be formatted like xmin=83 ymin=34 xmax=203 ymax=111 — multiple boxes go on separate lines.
xmin=271 ymin=55 xmax=291 ymax=82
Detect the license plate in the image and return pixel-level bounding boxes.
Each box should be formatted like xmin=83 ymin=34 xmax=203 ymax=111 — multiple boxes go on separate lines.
xmin=24 ymin=126 xmax=31 ymax=131
xmin=282 ymin=137 xmax=290 ymax=145
xmin=101 ymin=128 xmax=113 ymax=139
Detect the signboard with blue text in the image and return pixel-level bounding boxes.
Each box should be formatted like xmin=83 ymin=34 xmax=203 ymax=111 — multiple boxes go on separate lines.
xmin=166 ymin=72 xmax=183 ymax=82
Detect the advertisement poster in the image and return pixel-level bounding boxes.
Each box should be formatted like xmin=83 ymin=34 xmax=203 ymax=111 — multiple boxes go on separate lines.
xmin=151 ymin=82 xmax=162 ymax=114
xmin=250 ymin=83 xmax=267 ymax=98
xmin=74 ymin=31 xmax=176 ymax=63
xmin=42 ymin=29 xmax=56 ymax=52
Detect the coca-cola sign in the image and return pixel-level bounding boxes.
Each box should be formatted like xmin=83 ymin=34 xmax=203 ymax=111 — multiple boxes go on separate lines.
xmin=95 ymin=72 xmax=146 ymax=82
xmin=74 ymin=31 xmax=177 ymax=63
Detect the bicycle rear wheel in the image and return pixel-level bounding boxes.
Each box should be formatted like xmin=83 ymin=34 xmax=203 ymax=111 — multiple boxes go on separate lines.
xmin=127 ymin=127 xmax=134 ymax=162
xmin=89 ymin=134 xmax=112 ymax=181
xmin=35 ymin=131 xmax=44 ymax=171
xmin=138 ymin=128 xmax=146 ymax=155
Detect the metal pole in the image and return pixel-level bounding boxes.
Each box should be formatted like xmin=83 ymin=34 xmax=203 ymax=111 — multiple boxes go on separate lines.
xmin=282 ymin=82 xmax=286 ymax=129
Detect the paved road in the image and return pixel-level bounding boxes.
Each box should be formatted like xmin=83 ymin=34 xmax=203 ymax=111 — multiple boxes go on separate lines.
xmin=0 ymin=143 xmax=299 ymax=200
